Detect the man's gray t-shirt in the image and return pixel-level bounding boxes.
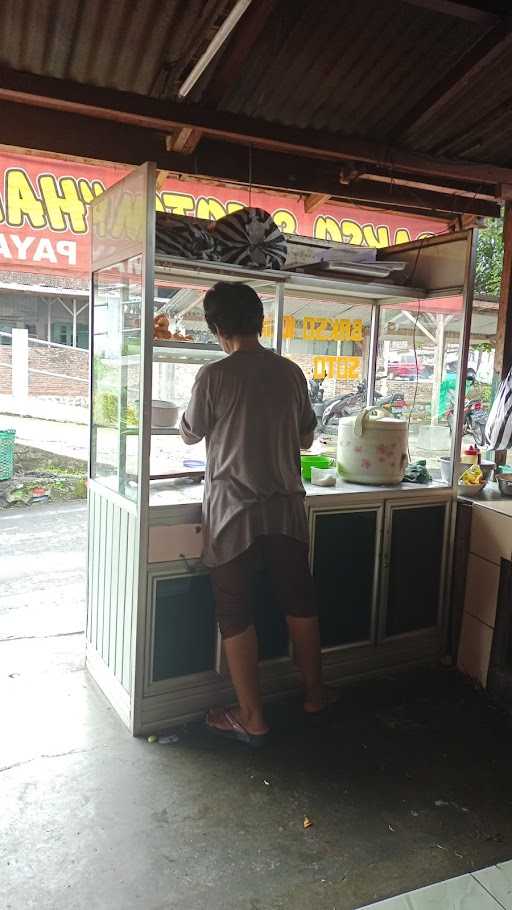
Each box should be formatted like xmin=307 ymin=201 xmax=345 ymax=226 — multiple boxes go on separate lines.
xmin=180 ymin=348 xmax=317 ymax=567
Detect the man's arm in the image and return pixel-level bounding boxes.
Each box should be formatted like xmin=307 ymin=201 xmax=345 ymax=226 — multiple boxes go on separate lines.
xmin=300 ymin=429 xmax=315 ymax=450
xmin=179 ymin=368 xmax=213 ymax=445
xmin=299 ymin=373 xmax=317 ymax=450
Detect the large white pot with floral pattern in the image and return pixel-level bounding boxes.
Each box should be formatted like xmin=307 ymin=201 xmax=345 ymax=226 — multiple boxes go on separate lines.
xmin=337 ymin=407 xmax=408 ymax=485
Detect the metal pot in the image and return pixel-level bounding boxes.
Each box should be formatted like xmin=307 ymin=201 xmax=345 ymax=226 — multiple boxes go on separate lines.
xmin=151 ymin=400 xmax=179 ymax=428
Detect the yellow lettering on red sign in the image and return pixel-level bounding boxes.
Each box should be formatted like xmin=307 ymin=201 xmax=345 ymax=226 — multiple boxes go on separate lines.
xmin=6 ymin=168 xmax=45 ymax=229
xmin=312 ymin=355 xmax=362 ymax=381
xmin=262 ymin=314 xmax=296 ymax=340
xmin=302 ymin=317 xmax=364 ymax=342
xmin=159 ymin=192 xmax=195 ymax=216
xmin=272 ymin=209 xmax=298 ymax=234
xmin=38 ymin=174 xmax=88 ymax=233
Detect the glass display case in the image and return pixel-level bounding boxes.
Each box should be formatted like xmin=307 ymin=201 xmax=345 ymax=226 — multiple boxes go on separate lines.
xmin=86 ymin=163 xmax=476 ymax=735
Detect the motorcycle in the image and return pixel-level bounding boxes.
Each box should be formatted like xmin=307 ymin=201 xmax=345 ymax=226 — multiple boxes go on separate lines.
xmin=317 ymin=380 xmax=406 ymax=428
xmin=446 ymin=397 xmax=488 ymax=446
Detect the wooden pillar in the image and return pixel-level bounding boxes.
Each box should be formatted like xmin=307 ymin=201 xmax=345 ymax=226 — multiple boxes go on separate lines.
xmin=494 ymin=203 xmax=512 ymax=463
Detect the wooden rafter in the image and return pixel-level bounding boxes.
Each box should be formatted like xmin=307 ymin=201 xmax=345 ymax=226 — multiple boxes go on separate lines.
xmin=304 ymin=193 xmax=331 ymax=213
xmin=0 ymin=68 xmax=509 ymax=190
xmin=0 ymin=100 xmax=500 ymax=219
xmin=156 ymin=169 xmax=169 ymax=190
xmin=166 ymin=128 xmax=203 ymax=154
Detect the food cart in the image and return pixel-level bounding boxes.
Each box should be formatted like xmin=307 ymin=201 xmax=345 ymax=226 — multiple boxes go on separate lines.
xmin=86 ymin=163 xmax=476 ymax=735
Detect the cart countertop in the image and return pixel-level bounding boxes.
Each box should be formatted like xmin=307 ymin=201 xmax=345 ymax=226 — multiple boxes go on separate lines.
xmin=462 ymin=483 xmax=512 ymax=516
xmin=457 ymin=482 xmax=512 ymax=511
xmin=148 ymin=477 xmax=452 ymax=525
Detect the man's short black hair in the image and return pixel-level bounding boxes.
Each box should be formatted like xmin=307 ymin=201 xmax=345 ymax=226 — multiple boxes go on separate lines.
xmin=203 ymin=281 xmax=264 ymax=338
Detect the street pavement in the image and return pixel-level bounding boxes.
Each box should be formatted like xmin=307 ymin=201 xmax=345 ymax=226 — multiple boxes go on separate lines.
xmin=0 ymin=414 xmax=88 ymax=462
xmin=0 ymin=501 xmax=87 ymax=642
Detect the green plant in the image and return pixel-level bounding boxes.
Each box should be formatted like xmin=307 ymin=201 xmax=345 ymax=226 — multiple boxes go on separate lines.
xmin=475 ymin=217 xmax=504 ymax=296
xmin=124 ymin=404 xmax=139 ymax=426
xmin=94 ymin=391 xmax=118 ymax=427
xmin=73 ymin=477 xmax=87 ymax=499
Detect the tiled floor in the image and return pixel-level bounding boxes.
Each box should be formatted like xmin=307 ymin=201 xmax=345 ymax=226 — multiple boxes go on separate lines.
xmin=358 ymin=860 xmax=512 ymax=909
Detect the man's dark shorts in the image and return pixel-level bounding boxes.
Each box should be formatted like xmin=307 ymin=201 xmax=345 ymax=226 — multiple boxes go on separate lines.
xmin=210 ymin=534 xmax=317 ymax=639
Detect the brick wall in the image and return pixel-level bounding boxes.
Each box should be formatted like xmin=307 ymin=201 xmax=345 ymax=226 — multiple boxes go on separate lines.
xmin=0 ymin=347 xmax=12 ymax=393
xmin=28 ymin=344 xmax=88 ymax=396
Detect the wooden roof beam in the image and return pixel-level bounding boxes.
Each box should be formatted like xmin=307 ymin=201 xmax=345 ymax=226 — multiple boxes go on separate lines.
xmin=304 ymin=193 xmax=331 ymax=213
xmin=0 ymin=97 xmax=499 ymax=219
xmin=333 ymin=180 xmax=499 ymax=217
xmin=166 ymin=128 xmax=203 ymax=154
xmin=0 ymin=67 xmax=510 ymax=190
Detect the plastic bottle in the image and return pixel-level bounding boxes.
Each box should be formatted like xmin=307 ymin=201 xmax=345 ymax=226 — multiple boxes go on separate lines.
xmin=461 ymin=444 xmax=480 ymax=465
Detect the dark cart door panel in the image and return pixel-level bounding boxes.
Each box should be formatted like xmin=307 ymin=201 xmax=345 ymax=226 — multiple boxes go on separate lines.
xmin=383 ymin=502 xmax=448 ymax=638
xmin=312 ymin=507 xmax=381 ymax=649
xmin=152 ymin=574 xmax=217 ymax=681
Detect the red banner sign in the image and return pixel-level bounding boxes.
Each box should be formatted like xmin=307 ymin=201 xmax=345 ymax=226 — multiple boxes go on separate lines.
xmin=0 ymin=151 xmax=448 ymax=276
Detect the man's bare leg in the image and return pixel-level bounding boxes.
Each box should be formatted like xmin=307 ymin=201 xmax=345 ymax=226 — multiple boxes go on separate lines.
xmin=286 ymin=615 xmax=328 ymax=712
xmin=208 ymin=625 xmax=269 ymax=735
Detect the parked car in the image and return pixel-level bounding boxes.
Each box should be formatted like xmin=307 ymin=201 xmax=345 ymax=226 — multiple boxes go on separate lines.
xmin=386 ymin=353 xmax=432 ymax=380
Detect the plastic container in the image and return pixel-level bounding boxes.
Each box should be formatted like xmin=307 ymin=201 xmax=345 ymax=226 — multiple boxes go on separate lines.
xmin=497 ymin=474 xmax=512 ymax=497
xmin=151 ymin=400 xmax=179 ymax=428
xmin=337 ymin=407 xmax=408 ymax=485
xmin=310 ymin=466 xmax=337 ymax=487
xmin=0 ymin=429 xmax=15 ymax=481
xmin=441 ymin=457 xmax=495 ymax=484
xmin=300 ymin=454 xmax=334 ymax=481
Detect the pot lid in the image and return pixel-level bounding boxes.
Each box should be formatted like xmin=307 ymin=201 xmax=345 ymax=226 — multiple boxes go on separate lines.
xmin=338 ymin=413 xmax=407 ymax=430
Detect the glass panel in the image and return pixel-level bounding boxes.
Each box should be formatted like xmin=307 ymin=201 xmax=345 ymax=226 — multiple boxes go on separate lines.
xmin=313 ymin=510 xmax=376 ymax=647
xmin=150 ymin=276 xmax=276 ymax=479
xmin=152 ymin=575 xmax=216 ymax=681
xmin=91 ymin=256 xmax=142 ymax=501
xmin=385 ymin=505 xmax=445 ymax=635
xmin=282 ymin=291 xmax=373 ymax=440
xmin=374 ymin=295 xmax=465 ymax=479
xmin=154 ymin=275 xmax=276 ymax=347
xmin=467 ymin=298 xmax=497 ymax=462
xmin=91 ymin=164 xmax=146 ymax=269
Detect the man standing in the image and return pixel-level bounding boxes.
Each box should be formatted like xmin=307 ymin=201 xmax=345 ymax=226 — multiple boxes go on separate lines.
xmin=180 ymin=281 xmax=325 ymax=748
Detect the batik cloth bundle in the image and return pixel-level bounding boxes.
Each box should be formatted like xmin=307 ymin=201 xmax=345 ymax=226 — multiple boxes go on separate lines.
xmin=156 ymin=207 xmax=287 ymax=269
xmin=156 ymin=217 xmax=216 ymax=261
xmin=213 ymin=208 xmax=287 ymax=269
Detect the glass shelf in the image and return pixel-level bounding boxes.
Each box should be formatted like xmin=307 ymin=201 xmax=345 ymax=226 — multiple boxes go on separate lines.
xmin=122 ymin=426 xmax=181 ymax=436
xmin=152 ymin=340 xmax=225 ymax=365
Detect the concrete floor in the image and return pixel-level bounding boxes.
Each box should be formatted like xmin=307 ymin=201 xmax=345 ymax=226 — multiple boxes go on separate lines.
xmin=2 ymin=637 xmax=512 ymax=910
xmin=2 ymin=505 xmax=512 ymax=909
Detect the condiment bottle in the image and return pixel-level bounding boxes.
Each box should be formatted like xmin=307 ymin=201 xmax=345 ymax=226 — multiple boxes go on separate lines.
xmin=461 ymin=444 xmax=480 ymax=465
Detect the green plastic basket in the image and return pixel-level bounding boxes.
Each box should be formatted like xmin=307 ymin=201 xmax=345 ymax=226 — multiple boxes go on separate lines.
xmin=0 ymin=429 xmax=15 ymax=481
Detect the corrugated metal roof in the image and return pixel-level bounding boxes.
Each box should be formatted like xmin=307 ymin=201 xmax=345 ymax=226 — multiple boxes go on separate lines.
xmin=0 ymin=0 xmax=511 ymax=171
xmin=0 ymin=0 xmax=233 ymax=97
xmin=214 ymin=0 xmax=482 ymax=138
